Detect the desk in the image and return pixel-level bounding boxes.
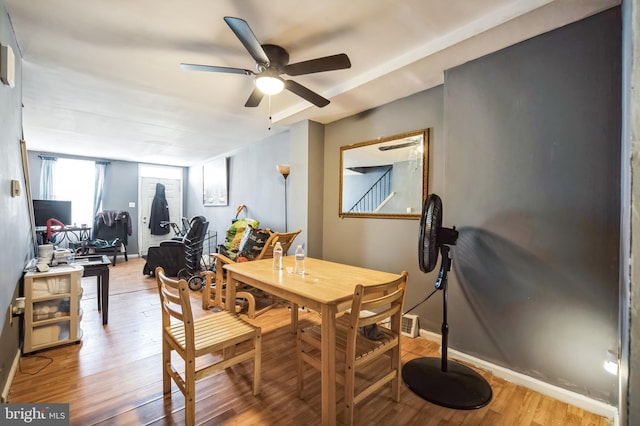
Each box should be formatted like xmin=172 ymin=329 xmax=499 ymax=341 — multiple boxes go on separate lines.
xmin=75 ymin=255 xmax=111 ymax=325
xmin=225 ymin=256 xmax=402 ymax=426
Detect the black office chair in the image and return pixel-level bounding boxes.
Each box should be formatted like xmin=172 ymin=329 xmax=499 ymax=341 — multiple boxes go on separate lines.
xmin=85 ymin=210 xmax=131 ymax=265
xmin=143 ymin=216 xmax=209 ymax=278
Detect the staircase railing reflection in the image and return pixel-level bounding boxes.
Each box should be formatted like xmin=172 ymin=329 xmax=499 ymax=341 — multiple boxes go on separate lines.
xmin=348 ymin=168 xmax=393 ymax=213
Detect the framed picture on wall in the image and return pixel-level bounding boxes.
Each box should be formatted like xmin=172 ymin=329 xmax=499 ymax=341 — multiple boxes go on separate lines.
xmin=203 ymin=157 xmax=228 ymax=206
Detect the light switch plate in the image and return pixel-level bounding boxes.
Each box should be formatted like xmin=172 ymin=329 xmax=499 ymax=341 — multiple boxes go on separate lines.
xmin=10 ymin=179 xmax=20 ymax=197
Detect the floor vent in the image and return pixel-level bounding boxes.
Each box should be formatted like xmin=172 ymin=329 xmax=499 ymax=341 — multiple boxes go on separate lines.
xmin=401 ymin=314 xmax=419 ymax=338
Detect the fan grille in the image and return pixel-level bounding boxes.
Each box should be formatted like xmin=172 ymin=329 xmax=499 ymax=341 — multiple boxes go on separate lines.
xmin=419 ymin=194 xmax=442 ymax=272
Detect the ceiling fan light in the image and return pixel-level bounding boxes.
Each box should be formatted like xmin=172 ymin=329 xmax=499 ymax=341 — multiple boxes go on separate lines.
xmin=255 ymin=75 xmax=284 ymax=95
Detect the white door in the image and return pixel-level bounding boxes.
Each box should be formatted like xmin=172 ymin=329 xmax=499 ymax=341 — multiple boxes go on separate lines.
xmin=139 ymin=177 xmax=182 ymax=256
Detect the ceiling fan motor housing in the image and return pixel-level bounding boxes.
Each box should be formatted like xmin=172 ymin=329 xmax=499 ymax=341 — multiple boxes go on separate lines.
xmin=261 ymin=44 xmax=290 ymax=71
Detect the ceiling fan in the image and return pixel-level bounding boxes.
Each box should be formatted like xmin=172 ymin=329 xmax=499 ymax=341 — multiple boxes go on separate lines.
xmin=181 ymin=16 xmax=352 ymax=108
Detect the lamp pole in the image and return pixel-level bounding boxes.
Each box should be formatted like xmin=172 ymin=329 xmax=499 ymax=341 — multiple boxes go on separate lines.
xmin=276 ymin=165 xmax=290 ymax=232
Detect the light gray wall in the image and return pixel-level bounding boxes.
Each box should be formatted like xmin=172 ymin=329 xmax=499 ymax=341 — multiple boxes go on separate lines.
xmin=289 ymin=120 xmax=324 ymax=256
xmin=186 ymin=131 xmax=290 ymax=251
xmin=444 ymin=8 xmax=620 ymax=404
xmin=99 ymin=160 xmax=139 ymax=253
xmin=0 ymin=0 xmax=31 ymax=393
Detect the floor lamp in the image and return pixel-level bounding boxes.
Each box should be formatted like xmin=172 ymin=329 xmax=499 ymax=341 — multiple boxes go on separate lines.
xmin=276 ymin=164 xmax=290 ymax=232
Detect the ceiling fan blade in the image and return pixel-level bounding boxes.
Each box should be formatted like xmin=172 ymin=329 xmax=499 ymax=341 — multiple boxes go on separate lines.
xmin=180 ymin=63 xmax=254 ymax=75
xmin=284 ymin=80 xmax=330 ymax=108
xmin=224 ymin=16 xmax=270 ymax=66
xmin=285 ymin=53 xmax=351 ymax=76
xmin=244 ymin=88 xmax=264 ymax=107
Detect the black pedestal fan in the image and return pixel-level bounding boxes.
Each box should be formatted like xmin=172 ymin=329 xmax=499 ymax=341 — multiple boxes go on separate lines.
xmin=402 ymin=194 xmax=492 ymax=409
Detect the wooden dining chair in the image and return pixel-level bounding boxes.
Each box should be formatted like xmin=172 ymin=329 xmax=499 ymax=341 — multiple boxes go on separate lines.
xmin=296 ymin=271 xmax=408 ymax=425
xmin=203 ymin=229 xmax=302 ymax=318
xmin=156 ymin=267 xmax=261 ymax=425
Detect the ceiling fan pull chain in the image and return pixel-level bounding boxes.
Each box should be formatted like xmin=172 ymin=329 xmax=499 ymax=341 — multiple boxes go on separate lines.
xmin=268 ymin=95 xmax=272 ymax=130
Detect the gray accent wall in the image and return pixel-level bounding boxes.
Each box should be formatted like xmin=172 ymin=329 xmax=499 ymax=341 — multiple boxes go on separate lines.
xmin=0 ymin=0 xmax=30 ymax=395
xmin=444 ymin=9 xmax=621 ymax=404
xmin=322 ymin=6 xmax=622 ymax=408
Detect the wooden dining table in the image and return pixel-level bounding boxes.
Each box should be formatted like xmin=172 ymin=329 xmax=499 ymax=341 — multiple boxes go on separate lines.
xmin=224 ymin=256 xmax=404 ymax=426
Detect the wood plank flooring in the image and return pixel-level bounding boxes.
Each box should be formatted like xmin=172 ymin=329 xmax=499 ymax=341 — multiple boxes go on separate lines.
xmin=9 ymin=258 xmax=610 ymax=425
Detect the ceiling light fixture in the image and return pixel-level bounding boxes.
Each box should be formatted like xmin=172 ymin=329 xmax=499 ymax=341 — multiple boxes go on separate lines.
xmin=255 ymin=73 xmax=284 ymax=95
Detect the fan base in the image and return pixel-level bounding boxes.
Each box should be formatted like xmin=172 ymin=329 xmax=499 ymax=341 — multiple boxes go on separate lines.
xmin=402 ymin=357 xmax=492 ymax=410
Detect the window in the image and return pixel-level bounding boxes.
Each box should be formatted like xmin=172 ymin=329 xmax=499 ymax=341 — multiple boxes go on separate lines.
xmin=53 ymin=158 xmax=96 ymax=226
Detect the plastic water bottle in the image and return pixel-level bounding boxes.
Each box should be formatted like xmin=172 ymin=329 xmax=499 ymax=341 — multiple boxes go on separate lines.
xmin=273 ymin=242 xmax=283 ymax=270
xmin=294 ymin=244 xmax=305 ymax=275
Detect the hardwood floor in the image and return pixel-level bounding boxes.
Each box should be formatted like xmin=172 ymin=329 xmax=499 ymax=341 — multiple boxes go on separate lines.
xmin=9 ymin=257 xmax=609 ymax=425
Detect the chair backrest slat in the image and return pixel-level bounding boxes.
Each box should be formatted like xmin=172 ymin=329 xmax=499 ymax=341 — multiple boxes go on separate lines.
xmin=256 ymin=229 xmax=301 ymax=260
xmin=156 ymin=267 xmax=195 ymax=344
xmin=347 ymin=272 xmax=408 ymax=343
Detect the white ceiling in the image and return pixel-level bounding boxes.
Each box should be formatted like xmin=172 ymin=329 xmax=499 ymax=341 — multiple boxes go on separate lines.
xmin=5 ymin=0 xmax=618 ymax=167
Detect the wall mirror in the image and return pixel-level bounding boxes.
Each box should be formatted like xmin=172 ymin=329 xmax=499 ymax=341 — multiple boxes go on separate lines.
xmin=339 ymin=129 xmax=428 ymax=219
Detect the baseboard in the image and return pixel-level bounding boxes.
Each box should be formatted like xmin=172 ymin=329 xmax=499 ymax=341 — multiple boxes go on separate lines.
xmin=417 ymin=330 xmax=618 ymax=424
xmin=1 ymin=350 xmax=20 ymax=402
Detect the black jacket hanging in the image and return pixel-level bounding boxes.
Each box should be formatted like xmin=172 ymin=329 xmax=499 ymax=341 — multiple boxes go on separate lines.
xmin=149 ymin=183 xmax=170 ymax=235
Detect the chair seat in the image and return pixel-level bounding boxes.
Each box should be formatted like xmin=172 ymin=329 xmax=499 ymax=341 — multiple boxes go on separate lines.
xmin=166 ymin=311 xmax=258 ymax=355
xmin=300 ymin=315 xmax=399 ymax=363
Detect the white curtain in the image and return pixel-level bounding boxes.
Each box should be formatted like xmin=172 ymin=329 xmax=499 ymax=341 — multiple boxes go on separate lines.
xmin=39 ymin=156 xmax=57 ymax=199
xmin=93 ymin=161 xmax=108 ymax=221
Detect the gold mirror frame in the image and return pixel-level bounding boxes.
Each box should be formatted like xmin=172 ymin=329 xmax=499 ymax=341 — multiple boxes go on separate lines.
xmin=339 ymin=129 xmax=428 ymax=219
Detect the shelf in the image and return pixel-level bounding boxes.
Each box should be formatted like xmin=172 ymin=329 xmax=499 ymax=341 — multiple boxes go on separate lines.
xmin=32 ymin=315 xmax=71 ymax=326
xmin=31 ymin=292 xmax=72 ymax=302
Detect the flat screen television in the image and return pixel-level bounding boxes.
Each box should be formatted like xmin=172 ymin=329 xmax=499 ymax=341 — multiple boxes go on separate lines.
xmin=33 ymin=199 xmax=72 ymax=227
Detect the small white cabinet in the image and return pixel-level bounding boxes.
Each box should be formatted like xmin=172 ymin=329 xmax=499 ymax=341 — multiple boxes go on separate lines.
xmin=23 ymin=265 xmax=84 ymax=353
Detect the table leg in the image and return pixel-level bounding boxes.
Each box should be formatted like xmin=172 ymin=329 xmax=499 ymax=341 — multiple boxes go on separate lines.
xmin=226 ymin=274 xmax=237 ymax=312
xmin=96 ymin=276 xmax=102 ymax=312
xmin=291 ymin=303 xmax=299 ymax=333
xmin=101 ymin=268 xmax=109 ymax=325
xmin=321 ymin=303 xmax=337 ymax=426
xmin=223 ymin=274 xmax=237 ymax=358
